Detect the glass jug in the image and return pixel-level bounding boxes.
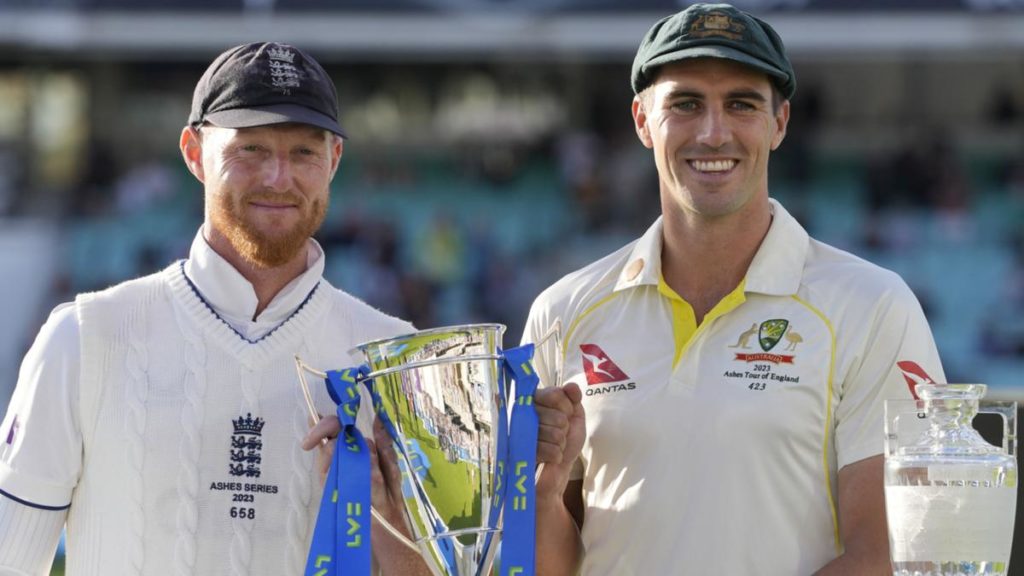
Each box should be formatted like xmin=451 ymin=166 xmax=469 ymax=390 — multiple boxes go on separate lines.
xmin=884 ymin=384 xmax=1017 ymax=576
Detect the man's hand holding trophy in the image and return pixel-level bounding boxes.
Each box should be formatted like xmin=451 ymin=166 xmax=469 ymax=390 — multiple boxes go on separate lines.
xmin=296 ymin=324 xmax=555 ymax=576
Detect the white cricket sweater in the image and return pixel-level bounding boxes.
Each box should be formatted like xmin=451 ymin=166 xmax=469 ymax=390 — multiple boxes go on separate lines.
xmin=1 ymin=253 xmax=412 ymax=575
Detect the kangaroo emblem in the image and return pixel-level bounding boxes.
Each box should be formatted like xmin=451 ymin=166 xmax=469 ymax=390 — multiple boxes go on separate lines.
xmin=729 ymin=323 xmax=758 ymax=349
xmin=581 ymin=350 xmax=616 ymax=380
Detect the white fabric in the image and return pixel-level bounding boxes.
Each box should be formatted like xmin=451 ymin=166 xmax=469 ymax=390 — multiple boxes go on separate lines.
xmin=0 ymin=233 xmax=412 ymax=576
xmin=184 ymin=228 xmax=325 ymax=341
xmin=522 ymin=199 xmax=946 ymax=576
xmin=0 ymin=496 xmax=64 ymax=575
xmin=0 ymin=304 xmax=80 ymax=509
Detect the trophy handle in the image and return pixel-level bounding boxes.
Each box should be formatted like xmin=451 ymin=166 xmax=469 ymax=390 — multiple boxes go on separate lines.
xmin=294 ymin=355 xmax=324 ymax=426
xmin=978 ymin=401 xmax=1018 ymax=457
xmin=535 ymin=318 xmax=564 ymax=389
xmin=370 ymin=508 xmax=420 ymax=553
xmin=531 ymin=320 xmax=564 ymax=484
xmin=295 ymin=356 xmax=423 ymax=555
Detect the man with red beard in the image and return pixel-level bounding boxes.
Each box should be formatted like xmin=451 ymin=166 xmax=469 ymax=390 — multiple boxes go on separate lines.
xmin=0 ymin=42 xmax=428 ymax=576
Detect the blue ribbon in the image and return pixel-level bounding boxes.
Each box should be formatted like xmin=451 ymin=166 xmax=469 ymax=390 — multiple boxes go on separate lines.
xmin=305 ymin=366 xmax=372 ymax=576
xmin=481 ymin=354 xmax=511 ymax=570
xmin=500 ymin=344 xmax=539 ymax=576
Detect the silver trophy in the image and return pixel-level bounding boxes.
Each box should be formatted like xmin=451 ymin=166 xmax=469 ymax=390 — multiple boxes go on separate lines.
xmin=297 ymin=323 xmax=551 ymax=576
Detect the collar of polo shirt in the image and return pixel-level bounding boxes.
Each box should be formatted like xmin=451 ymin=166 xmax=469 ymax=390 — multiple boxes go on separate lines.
xmin=612 ymin=198 xmax=809 ymax=297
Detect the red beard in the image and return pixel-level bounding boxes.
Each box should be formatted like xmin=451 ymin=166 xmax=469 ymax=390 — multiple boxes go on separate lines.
xmin=211 ymin=189 xmax=327 ymax=268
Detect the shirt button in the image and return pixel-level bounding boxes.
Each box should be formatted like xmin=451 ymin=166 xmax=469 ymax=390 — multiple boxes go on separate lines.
xmin=625 ymin=258 xmax=644 ymax=281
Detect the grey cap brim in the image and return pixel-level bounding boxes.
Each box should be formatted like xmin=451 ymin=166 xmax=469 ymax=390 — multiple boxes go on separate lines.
xmin=641 ymin=45 xmax=789 ymax=89
xmin=203 ymin=103 xmax=346 ymax=138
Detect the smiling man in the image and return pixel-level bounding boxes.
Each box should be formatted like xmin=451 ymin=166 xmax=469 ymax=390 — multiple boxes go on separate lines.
xmin=0 ymin=42 xmax=428 ymax=575
xmin=527 ymin=4 xmax=945 ymax=575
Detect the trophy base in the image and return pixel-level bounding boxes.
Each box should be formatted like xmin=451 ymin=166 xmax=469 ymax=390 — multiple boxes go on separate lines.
xmin=893 ymin=560 xmax=1009 ymax=576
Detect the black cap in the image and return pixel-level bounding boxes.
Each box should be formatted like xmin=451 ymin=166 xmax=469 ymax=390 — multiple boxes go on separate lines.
xmin=631 ymin=3 xmax=796 ymax=100
xmin=189 ymin=42 xmax=346 ymax=138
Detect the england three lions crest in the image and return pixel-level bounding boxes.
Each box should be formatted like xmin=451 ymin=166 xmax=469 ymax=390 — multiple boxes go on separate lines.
xmin=230 ymin=413 xmax=264 ymax=478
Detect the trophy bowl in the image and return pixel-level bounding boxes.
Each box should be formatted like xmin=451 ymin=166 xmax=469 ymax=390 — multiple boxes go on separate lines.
xmin=354 ymin=323 xmax=509 ymax=576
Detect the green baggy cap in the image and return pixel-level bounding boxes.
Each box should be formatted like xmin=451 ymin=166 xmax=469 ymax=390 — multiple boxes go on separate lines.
xmin=631 ymin=3 xmax=796 ymax=100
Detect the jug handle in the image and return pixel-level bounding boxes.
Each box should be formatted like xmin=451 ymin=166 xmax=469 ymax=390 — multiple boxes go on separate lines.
xmin=978 ymin=401 xmax=1018 ymax=457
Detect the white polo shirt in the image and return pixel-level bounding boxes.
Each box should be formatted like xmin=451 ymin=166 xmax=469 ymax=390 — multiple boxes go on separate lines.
xmin=523 ymin=199 xmax=945 ymax=576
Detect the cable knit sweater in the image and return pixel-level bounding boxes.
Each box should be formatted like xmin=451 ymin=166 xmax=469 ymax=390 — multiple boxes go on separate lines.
xmin=2 ymin=260 xmax=411 ymax=576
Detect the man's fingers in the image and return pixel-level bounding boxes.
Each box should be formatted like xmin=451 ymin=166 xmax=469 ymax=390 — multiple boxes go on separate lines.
xmin=368 ymin=437 xmax=394 ymax=513
xmin=373 ymin=417 xmax=389 ymax=446
xmin=303 ymin=415 xmax=341 ymax=451
xmin=562 ymin=381 xmax=583 ymax=404
xmin=538 ymin=422 xmax=568 ymax=449
xmin=534 ymin=386 xmax=575 ymax=415
xmin=537 ymin=441 xmax=566 ymax=465
xmin=535 ymin=383 xmax=584 ymax=422
xmin=367 ymin=437 xmax=382 ymax=484
xmin=374 ymin=419 xmax=405 ymax=501
xmin=303 ymin=414 xmax=340 ymax=486
xmin=536 ymin=405 xmax=570 ymax=432
xmin=317 ymin=438 xmax=336 ymax=484
xmin=535 ymin=383 xmax=586 ymax=469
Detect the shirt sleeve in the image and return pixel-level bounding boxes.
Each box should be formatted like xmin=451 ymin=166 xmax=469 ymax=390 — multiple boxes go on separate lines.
xmin=834 ymin=281 xmax=945 ymax=470
xmin=0 ymin=303 xmax=83 ymax=509
xmin=0 ymin=496 xmax=65 ymax=575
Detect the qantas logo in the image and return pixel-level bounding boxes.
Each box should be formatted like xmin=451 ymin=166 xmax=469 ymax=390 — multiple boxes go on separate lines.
xmin=897 ymin=361 xmax=937 ymax=400
xmin=580 ymin=344 xmax=636 ymax=396
xmin=581 ymin=344 xmax=630 ymax=384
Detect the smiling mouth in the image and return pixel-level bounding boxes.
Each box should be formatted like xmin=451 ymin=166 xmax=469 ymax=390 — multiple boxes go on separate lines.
xmin=250 ymin=201 xmax=298 ymax=210
xmin=688 ymin=159 xmax=737 ymax=173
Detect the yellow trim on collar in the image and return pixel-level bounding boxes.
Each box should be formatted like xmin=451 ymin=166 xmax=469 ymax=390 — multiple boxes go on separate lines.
xmin=658 ymin=277 xmax=747 ymax=369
